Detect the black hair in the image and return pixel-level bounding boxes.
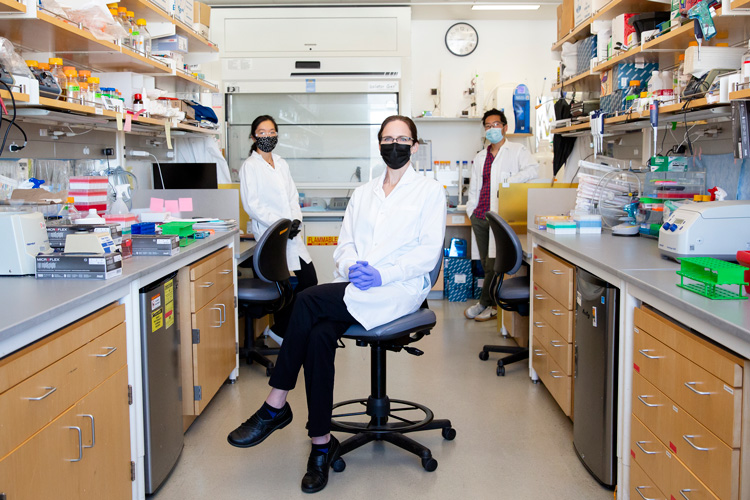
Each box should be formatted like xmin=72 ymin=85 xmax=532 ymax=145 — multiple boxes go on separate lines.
xmin=377 ymin=115 xmax=418 ymax=144
xmin=482 ymin=108 xmax=507 ymax=127
xmin=249 ymin=115 xmax=278 ymax=154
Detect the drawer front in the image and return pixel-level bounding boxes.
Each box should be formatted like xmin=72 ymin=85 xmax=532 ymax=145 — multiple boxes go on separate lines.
xmin=533 ymin=246 xmax=574 ymax=309
xmin=633 ymin=326 xmax=678 ymax=396
xmin=666 ymin=452 xmax=721 ymax=500
xmin=191 ymin=257 xmax=234 ymax=312
xmin=532 ymin=344 xmax=548 ymax=382
xmin=545 ymin=325 xmax=572 ymax=376
xmin=190 ymin=246 xmax=232 ymax=282
xmin=533 ymin=284 xmax=574 ymax=342
xmin=631 ymin=415 xmax=671 ymax=497
xmin=545 ymin=352 xmax=572 ymax=416
xmin=672 ymin=354 xmax=742 ymax=449
xmin=0 ymin=323 xmax=126 ymax=459
xmin=532 ymin=310 xmax=550 ymax=352
xmin=630 ymin=452 xmax=668 ymax=500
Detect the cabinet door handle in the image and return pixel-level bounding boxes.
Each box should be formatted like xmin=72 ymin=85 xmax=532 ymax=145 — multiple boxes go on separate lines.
xmin=534 ymin=322 xmax=545 ymax=328
xmin=679 ymin=489 xmax=696 ymax=500
xmin=200 ymin=281 xmax=214 ymax=288
xmin=550 ymin=270 xmax=564 ymax=275
xmin=638 ymin=349 xmax=664 ymax=359
xmin=533 ymin=349 xmax=545 ymax=356
xmin=534 ymin=294 xmax=546 ymax=300
xmin=219 ymin=269 xmax=232 ymax=275
xmin=684 ymin=381 xmax=714 ymax=396
xmin=549 ymin=370 xmax=564 ymax=378
xmin=210 ymin=307 xmax=222 ymax=328
xmin=683 ymin=435 xmax=710 ymax=451
xmin=637 ymin=395 xmax=662 ymax=407
xmin=635 ymin=486 xmax=659 ymax=500
xmin=24 ymin=386 xmax=57 ymax=401
xmin=636 ymin=441 xmax=659 ymax=455
xmin=534 ymin=258 xmax=544 ymax=263
xmin=93 ymin=346 xmax=117 ymax=358
xmin=550 ymin=310 xmax=563 ymax=316
xmin=217 ymin=303 xmax=226 ymax=325
xmin=80 ymin=414 xmax=95 ymax=449
xmin=550 ymin=340 xmax=564 ymax=347
xmin=66 ymin=426 xmax=83 ymax=462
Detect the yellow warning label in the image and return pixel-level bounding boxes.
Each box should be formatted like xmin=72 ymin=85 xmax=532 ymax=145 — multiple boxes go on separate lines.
xmin=164 ymin=280 xmax=174 ymax=329
xmin=165 ymin=307 xmax=174 ymax=329
xmin=152 ymin=308 xmax=163 ymax=331
xmin=307 ymin=236 xmax=338 ymax=246
xmin=165 ymin=280 xmax=173 ymax=304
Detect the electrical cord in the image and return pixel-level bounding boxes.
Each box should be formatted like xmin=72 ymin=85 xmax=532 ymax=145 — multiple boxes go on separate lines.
xmin=2 ymin=118 xmax=27 ymax=152
xmin=150 ymin=152 xmax=165 ymax=189
xmin=0 ymin=80 xmax=23 ymax=156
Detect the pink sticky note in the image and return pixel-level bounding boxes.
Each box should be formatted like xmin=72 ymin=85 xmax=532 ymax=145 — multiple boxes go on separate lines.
xmin=165 ymin=200 xmax=180 ymax=213
xmin=124 ymin=114 xmax=132 ymax=132
xmin=178 ymin=197 xmax=193 ymax=211
xmin=150 ymin=197 xmax=164 ymax=212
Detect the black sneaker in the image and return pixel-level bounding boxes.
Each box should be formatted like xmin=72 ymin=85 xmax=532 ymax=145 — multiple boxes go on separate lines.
xmin=227 ymin=403 xmax=293 ymax=448
xmin=301 ymin=435 xmax=341 ymax=494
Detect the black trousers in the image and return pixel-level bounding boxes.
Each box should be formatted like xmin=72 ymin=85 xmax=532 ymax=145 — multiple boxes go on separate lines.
xmin=272 ymin=257 xmax=318 ymax=338
xmin=268 ymin=282 xmax=357 ymax=438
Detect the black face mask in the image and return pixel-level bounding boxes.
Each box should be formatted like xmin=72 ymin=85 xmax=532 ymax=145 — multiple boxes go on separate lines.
xmin=255 ymin=136 xmax=278 ymax=153
xmin=380 ymin=143 xmax=412 ymax=170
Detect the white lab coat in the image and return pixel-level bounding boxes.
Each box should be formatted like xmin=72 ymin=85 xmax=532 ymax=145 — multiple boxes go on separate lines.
xmin=175 ymin=136 xmax=232 ymax=184
xmin=239 ymin=151 xmax=311 ymax=271
xmin=465 ymin=141 xmax=539 ymax=258
xmin=333 ymin=166 xmax=446 ymax=331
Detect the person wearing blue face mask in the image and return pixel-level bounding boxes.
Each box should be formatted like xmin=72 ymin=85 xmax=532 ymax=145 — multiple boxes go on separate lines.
xmin=464 ymin=109 xmax=539 ymax=322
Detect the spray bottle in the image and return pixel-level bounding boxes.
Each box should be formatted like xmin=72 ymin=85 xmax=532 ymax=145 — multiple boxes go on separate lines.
xmin=110 ymin=184 xmax=130 ymax=215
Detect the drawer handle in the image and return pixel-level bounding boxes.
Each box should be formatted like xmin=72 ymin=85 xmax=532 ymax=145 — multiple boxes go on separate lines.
xmin=200 ymin=281 xmax=214 ymax=288
xmin=637 ymin=395 xmax=662 ymax=408
xmin=550 ymin=340 xmax=564 ymax=347
xmin=549 ymin=370 xmax=564 ymax=379
xmin=635 ymin=486 xmax=659 ymax=500
xmin=24 ymin=386 xmax=57 ymax=401
xmin=638 ymin=349 xmax=664 ymax=360
xmin=534 ymin=294 xmax=546 ymax=300
xmin=210 ymin=307 xmax=223 ymax=328
xmin=219 ymin=269 xmax=232 ymax=275
xmin=66 ymin=426 xmax=83 ymax=462
xmin=93 ymin=346 xmax=117 ymax=358
xmin=636 ymin=441 xmax=659 ymax=455
xmin=550 ymin=270 xmax=564 ymax=275
xmin=684 ymin=381 xmax=714 ymax=396
xmin=550 ymin=310 xmax=563 ymax=316
xmin=534 ymin=322 xmax=545 ymax=328
xmin=683 ymin=435 xmax=710 ymax=452
xmin=80 ymin=414 xmax=95 ymax=449
xmin=679 ymin=489 xmax=696 ymax=500
xmin=533 ymin=349 xmax=546 ymax=356
xmin=534 ymin=258 xmax=544 ymax=263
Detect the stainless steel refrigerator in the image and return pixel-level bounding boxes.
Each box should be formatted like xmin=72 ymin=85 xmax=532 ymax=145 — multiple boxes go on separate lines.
xmin=573 ymin=268 xmax=618 ymax=487
xmin=140 ymin=272 xmax=183 ymax=494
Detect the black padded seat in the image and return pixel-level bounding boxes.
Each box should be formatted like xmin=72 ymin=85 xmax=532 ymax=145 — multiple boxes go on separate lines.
xmin=237 ymin=278 xmax=283 ymax=303
xmin=342 ymin=309 xmax=436 ymax=342
xmin=497 ymin=276 xmax=531 ymax=302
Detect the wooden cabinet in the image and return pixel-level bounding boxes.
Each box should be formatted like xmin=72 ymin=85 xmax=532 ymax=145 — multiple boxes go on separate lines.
xmin=531 ymin=245 xmax=576 ymax=418
xmin=630 ymin=306 xmax=749 ymax=500
xmin=0 ymin=304 xmax=131 ymax=500
xmin=178 ymin=247 xmax=236 ymax=421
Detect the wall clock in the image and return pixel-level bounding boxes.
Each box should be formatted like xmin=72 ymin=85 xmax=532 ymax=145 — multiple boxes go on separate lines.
xmin=445 ymin=22 xmax=478 ymax=57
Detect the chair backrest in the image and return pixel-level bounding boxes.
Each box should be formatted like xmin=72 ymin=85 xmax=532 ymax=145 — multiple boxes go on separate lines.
xmin=486 ymin=211 xmax=523 ymax=277
xmin=253 ymin=218 xmax=292 ymax=283
xmin=429 ymin=254 xmax=443 ymax=288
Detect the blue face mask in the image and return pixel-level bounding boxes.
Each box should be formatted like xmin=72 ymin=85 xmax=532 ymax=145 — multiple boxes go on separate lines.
xmin=485 ymin=127 xmax=504 ymax=144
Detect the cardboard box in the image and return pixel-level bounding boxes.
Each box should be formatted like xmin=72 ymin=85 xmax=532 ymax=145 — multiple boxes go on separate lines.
xmin=149 ymin=0 xmax=174 ymax=15
xmin=193 ymin=23 xmax=209 ymax=39
xmin=577 ymin=35 xmax=597 ymax=75
xmin=612 ymin=13 xmax=637 ymax=48
xmin=46 ymin=222 xmax=123 ymax=249
xmin=560 ymin=0 xmax=574 ymax=39
xmin=601 ymin=68 xmax=614 ymax=96
xmin=131 ymin=234 xmax=180 ymax=256
xmin=175 ymin=0 xmax=194 ymax=26
xmin=152 ymin=35 xmax=189 ymax=53
xmin=194 ymin=1 xmax=210 ymax=26
xmin=36 ymin=253 xmax=123 ymax=279
xmin=574 ymin=0 xmax=592 ymax=26
xmin=501 ymin=311 xmax=529 ymax=349
xmin=592 ymin=0 xmax=611 ymax=12
xmin=614 ymin=62 xmax=659 ymax=90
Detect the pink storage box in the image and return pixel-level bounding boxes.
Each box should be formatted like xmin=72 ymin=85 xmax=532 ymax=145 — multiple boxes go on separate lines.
xmin=69 ymin=176 xmax=108 ymax=190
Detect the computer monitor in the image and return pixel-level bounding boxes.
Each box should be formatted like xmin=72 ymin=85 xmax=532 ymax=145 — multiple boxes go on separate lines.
xmin=152 ymin=162 xmax=218 ymax=189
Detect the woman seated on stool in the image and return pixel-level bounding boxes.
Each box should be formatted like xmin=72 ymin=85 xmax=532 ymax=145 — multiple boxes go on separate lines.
xmin=227 ymin=115 xmax=446 ymax=494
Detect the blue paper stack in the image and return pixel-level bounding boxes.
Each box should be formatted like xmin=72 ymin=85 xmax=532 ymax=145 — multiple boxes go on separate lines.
xmin=444 ymin=257 xmax=473 ymax=302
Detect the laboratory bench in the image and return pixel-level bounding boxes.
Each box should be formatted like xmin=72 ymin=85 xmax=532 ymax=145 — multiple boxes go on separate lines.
xmin=0 ymin=231 xmax=253 ymax=500
xmin=527 ymin=227 xmax=750 ymax=500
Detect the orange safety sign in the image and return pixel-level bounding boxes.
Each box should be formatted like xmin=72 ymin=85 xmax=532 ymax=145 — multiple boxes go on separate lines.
xmin=306 ymin=236 xmax=338 ymax=246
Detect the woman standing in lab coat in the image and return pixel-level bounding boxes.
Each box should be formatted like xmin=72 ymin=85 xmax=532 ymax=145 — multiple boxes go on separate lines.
xmin=239 ymin=115 xmax=317 ymax=340
xmin=228 ymin=115 xmax=446 ymax=494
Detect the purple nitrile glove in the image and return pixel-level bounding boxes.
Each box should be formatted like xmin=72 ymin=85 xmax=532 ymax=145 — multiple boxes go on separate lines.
xmin=348 ymin=260 xmax=382 ymax=291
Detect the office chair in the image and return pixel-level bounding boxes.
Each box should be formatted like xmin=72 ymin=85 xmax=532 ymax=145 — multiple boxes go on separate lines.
xmin=478 ymin=212 xmax=530 ymax=376
xmin=329 ymin=257 xmax=455 ymax=474
xmin=237 ymin=218 xmax=293 ymax=376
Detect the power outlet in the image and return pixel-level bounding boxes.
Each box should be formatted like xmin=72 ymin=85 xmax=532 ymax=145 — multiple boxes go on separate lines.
xmin=102 ymin=148 xmax=114 ymax=156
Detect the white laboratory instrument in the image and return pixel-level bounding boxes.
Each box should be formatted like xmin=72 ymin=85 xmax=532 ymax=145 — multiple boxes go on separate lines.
xmin=658 ymin=201 xmax=750 ymax=260
xmin=0 ymin=211 xmax=52 ymax=275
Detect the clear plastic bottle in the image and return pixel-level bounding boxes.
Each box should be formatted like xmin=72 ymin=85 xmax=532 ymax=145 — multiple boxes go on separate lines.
xmin=647 ymin=70 xmax=661 ymax=99
xmin=88 ymin=77 xmax=101 ymax=107
xmin=48 ymin=58 xmax=67 ymax=101
xmin=117 ymin=7 xmax=132 ymax=47
xmin=743 ymin=40 xmax=750 ymax=85
xmin=60 ymin=196 xmax=80 ymax=222
xmin=64 ymin=68 xmax=80 ymax=104
xmin=126 ymin=11 xmax=138 ymax=49
xmin=135 ymin=19 xmax=151 ymax=56
xmin=676 ymin=54 xmax=690 ymax=102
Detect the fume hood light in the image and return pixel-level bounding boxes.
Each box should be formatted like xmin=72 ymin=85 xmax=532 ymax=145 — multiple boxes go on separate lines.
xmin=472 ymin=4 xmax=541 ymax=10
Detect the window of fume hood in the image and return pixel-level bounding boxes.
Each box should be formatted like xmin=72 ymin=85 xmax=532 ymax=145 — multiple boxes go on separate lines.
xmin=226 ymin=93 xmax=399 ymax=185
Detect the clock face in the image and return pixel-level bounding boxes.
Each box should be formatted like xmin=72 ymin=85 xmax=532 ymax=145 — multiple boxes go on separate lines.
xmin=445 ymin=22 xmax=478 ymax=57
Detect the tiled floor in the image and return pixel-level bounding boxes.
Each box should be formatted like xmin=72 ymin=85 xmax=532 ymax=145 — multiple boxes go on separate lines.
xmin=152 ymin=301 xmax=614 ymax=499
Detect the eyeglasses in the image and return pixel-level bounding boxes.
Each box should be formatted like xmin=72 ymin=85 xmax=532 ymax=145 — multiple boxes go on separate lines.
xmin=255 ymin=130 xmax=277 ymax=137
xmin=381 ymin=136 xmax=414 ymax=145
xmin=483 ymin=121 xmax=505 ymax=130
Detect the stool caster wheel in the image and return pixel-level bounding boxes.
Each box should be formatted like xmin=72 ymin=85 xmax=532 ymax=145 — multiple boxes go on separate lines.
xmin=441 ymin=427 xmax=456 ymax=440
xmin=332 ymin=458 xmax=346 ymax=473
xmin=421 ymin=457 xmax=438 ymax=472
xmin=478 ymin=351 xmax=489 ymax=361
xmin=497 ymin=363 xmax=505 ymax=377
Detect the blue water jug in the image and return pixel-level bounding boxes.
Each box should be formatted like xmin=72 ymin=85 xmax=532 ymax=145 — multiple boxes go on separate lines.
xmin=448 ymin=238 xmax=467 ymax=258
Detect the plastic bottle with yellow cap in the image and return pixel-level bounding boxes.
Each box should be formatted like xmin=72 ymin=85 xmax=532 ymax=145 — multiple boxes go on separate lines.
xmin=48 ymin=57 xmax=67 ymax=101
xmin=64 ymin=68 xmax=80 ymax=104
xmin=134 ymin=19 xmax=152 ymax=56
